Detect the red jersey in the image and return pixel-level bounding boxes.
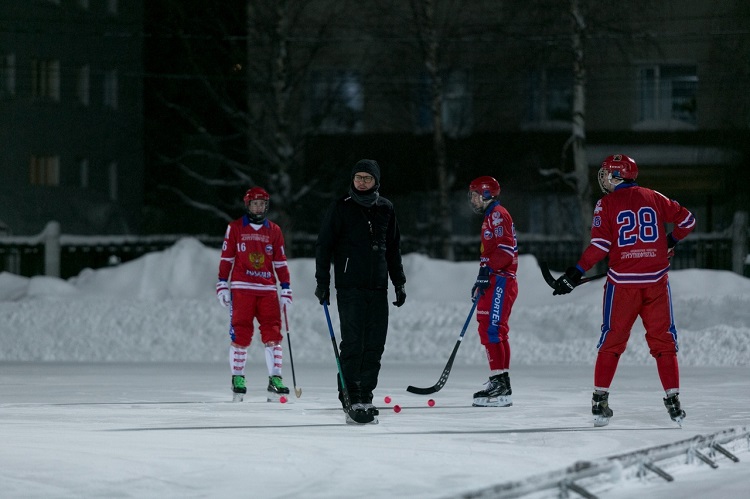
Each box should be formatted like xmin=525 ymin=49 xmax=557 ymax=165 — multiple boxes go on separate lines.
xmin=577 ymin=184 xmax=695 ymax=287
xmin=479 ymin=201 xmax=518 ymax=277
xmin=217 ymin=215 xmax=290 ymax=294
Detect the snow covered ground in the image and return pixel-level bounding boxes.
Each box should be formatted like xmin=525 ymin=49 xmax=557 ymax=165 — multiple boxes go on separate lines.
xmin=1 ymin=238 xmax=749 ymax=498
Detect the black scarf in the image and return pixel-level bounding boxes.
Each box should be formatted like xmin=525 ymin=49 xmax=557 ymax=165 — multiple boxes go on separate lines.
xmin=348 ymin=184 xmax=379 ymax=207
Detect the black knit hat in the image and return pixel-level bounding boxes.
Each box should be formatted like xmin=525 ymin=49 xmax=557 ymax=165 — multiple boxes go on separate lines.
xmin=352 ymin=159 xmax=381 ymax=185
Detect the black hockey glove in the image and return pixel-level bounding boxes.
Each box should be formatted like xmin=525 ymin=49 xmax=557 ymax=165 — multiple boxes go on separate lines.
xmin=314 ymin=285 xmax=330 ymax=305
xmin=667 ymin=232 xmax=678 ymax=260
xmin=393 ymin=285 xmax=406 ymax=307
xmin=553 ymin=267 xmax=583 ymax=296
xmin=471 ymin=266 xmax=491 ymax=298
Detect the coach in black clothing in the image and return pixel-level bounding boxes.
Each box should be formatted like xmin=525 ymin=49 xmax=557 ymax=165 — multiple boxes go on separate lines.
xmin=315 ymin=159 xmax=407 ymax=416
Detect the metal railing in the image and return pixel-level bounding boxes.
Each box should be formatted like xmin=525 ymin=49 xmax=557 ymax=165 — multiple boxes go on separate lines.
xmin=1 ymin=216 xmax=748 ymax=279
xmin=452 ymin=426 xmax=749 ymax=499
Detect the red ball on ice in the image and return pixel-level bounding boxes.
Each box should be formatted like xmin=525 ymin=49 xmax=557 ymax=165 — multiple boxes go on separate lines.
xmin=393 ymin=404 xmax=401 ymax=413
xmin=384 ymin=396 xmax=392 ymax=404
xmin=279 ymin=396 xmax=287 ymax=404
xmin=428 ymin=399 xmax=435 ymax=407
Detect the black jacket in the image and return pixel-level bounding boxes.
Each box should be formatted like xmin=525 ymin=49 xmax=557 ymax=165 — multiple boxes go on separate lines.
xmin=315 ymin=194 xmax=406 ymax=291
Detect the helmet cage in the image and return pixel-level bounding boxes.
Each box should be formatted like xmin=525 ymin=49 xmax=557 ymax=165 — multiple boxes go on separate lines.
xmin=598 ymin=154 xmax=638 ymax=194
xmin=243 ymin=187 xmax=270 ymax=223
xmin=468 ymin=176 xmax=500 ymax=214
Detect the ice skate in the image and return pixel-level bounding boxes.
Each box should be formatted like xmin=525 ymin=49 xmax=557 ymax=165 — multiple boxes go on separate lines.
xmin=592 ymin=391 xmax=613 ymax=427
xmin=231 ymin=375 xmax=246 ymax=402
xmin=267 ymin=375 xmax=289 ymax=401
xmin=362 ymin=402 xmax=380 ymax=417
xmin=472 ymin=373 xmax=512 ymax=407
xmin=664 ymin=394 xmax=686 ymax=427
xmin=345 ymin=403 xmax=379 ymax=425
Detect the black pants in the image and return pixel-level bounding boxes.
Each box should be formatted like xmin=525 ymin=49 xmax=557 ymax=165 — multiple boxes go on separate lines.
xmin=336 ymin=288 xmax=389 ymax=406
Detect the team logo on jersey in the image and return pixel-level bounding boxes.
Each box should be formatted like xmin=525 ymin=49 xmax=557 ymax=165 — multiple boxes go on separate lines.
xmin=594 ymin=200 xmax=603 ymax=214
xmin=265 ymin=244 xmax=273 ymax=255
xmin=248 ymin=252 xmax=265 ymax=269
xmin=242 ymin=233 xmax=269 ymax=242
xmin=483 ymin=229 xmax=493 ymax=240
xmin=492 ymin=212 xmax=502 ymax=221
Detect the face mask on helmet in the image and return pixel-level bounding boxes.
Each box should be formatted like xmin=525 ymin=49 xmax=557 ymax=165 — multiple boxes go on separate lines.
xmin=243 ymin=187 xmax=270 ymax=223
xmin=468 ymin=176 xmax=501 ymax=214
xmin=598 ymin=154 xmax=638 ymax=194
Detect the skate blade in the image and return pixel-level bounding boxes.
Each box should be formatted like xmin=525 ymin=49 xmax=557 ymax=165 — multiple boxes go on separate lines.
xmin=346 ymin=414 xmax=378 ymax=425
xmin=232 ymin=393 xmax=245 ymax=402
xmin=472 ymin=396 xmax=512 ymax=407
xmin=266 ymin=393 xmax=289 ymax=402
xmin=671 ymin=415 xmax=685 ymax=427
xmin=593 ymin=415 xmax=610 ymax=427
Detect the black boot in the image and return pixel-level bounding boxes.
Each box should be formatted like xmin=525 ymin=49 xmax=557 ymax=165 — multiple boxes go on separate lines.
xmin=592 ymin=391 xmax=613 ymax=427
xmin=472 ymin=374 xmax=512 ymax=407
xmin=664 ymin=393 xmax=686 ymax=425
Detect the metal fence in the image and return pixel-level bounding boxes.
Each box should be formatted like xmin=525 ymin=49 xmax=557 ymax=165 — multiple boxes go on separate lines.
xmin=1 ymin=220 xmax=747 ymax=279
xmin=452 ymin=426 xmax=749 ymax=499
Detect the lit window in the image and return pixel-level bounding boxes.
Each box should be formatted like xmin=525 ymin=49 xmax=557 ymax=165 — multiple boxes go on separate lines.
xmin=416 ymin=69 xmax=473 ymax=138
xmin=30 ymin=156 xmax=60 ymax=186
xmin=310 ymin=70 xmax=363 ymax=133
xmin=103 ymin=69 xmax=118 ymax=109
xmin=77 ymin=65 xmax=90 ymax=106
xmin=108 ymin=162 xmax=118 ymax=200
xmin=525 ymin=67 xmax=572 ymax=123
xmin=638 ymin=64 xmax=697 ymax=126
xmin=1 ymin=53 xmax=15 ymax=98
xmin=79 ymin=159 xmax=89 ymax=189
xmin=31 ymin=59 xmax=60 ymax=101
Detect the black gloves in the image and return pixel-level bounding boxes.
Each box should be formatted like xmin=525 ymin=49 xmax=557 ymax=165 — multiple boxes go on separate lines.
xmin=314 ymin=285 xmax=330 ymax=305
xmin=471 ymin=266 xmax=491 ymax=298
xmin=393 ymin=285 xmax=406 ymax=307
xmin=553 ymin=267 xmax=583 ymax=295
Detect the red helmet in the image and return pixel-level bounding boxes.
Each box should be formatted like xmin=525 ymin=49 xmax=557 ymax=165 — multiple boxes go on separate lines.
xmin=243 ymin=187 xmax=270 ymax=223
xmin=469 ymin=176 xmax=501 ymax=200
xmin=244 ymin=186 xmax=270 ymax=204
xmin=598 ymin=154 xmax=638 ymax=194
xmin=601 ymin=154 xmax=638 ymax=180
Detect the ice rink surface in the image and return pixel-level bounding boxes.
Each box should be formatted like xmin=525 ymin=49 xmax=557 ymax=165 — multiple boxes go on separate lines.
xmin=1 ymin=362 xmax=748 ymax=499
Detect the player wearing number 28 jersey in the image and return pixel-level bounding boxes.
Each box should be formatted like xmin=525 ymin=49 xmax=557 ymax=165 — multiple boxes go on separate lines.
xmin=577 ymin=180 xmax=695 ymax=286
xmin=552 ymin=154 xmax=695 ymax=427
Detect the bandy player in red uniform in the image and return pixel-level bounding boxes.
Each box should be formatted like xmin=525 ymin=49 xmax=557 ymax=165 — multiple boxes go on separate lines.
xmin=216 ymin=187 xmax=293 ymax=401
xmin=553 ymin=154 xmax=696 ymax=427
xmin=468 ymin=176 xmax=519 ymax=407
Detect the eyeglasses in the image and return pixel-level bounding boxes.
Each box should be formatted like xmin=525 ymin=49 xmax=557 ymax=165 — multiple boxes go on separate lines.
xmin=354 ymin=175 xmax=374 ymax=183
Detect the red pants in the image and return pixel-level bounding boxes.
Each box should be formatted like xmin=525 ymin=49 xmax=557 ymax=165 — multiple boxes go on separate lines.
xmin=476 ymin=274 xmax=518 ymax=370
xmin=594 ymin=279 xmax=680 ymax=391
xmin=229 ymin=290 xmax=282 ymax=347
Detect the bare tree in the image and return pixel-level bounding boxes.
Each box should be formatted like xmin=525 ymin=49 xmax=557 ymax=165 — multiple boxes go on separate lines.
xmin=567 ymin=0 xmax=592 ymax=249
xmin=148 ymin=0 xmax=355 ymax=247
xmin=533 ymin=0 xmax=658 ymax=245
xmin=409 ymin=0 xmax=454 ymax=259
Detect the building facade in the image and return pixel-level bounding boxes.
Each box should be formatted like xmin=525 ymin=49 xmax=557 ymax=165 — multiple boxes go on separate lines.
xmin=0 ymin=0 xmax=144 ymax=236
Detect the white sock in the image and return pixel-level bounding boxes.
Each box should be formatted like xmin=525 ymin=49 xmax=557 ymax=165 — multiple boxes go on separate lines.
xmin=230 ymin=345 xmax=247 ymax=376
xmin=265 ymin=343 xmax=282 ymax=377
